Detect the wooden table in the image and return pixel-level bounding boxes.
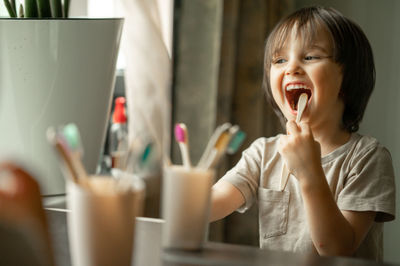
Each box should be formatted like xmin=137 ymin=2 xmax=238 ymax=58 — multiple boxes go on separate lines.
xmin=162 ymin=241 xmax=395 ymax=266
xmin=45 ymin=207 xmax=398 ymax=266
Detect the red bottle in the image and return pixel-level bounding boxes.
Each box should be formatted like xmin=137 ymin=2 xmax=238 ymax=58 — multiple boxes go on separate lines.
xmin=109 ymin=97 xmax=128 ymax=169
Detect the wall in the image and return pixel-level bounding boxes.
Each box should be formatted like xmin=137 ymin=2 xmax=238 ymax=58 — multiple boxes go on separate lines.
xmin=171 ymin=0 xmax=223 ymax=165
xmin=296 ymin=0 xmax=400 ymax=263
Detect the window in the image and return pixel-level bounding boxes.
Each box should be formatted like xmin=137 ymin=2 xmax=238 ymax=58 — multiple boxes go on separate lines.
xmin=1 ymin=1 xmax=172 ymax=59
xmin=87 ymin=0 xmax=173 ymax=64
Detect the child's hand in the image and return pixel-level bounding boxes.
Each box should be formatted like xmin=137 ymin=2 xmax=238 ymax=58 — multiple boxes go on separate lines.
xmin=278 ymin=120 xmax=324 ymax=187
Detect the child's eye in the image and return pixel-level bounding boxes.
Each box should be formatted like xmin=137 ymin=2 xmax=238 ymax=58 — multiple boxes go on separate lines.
xmin=304 ymin=55 xmax=320 ymax=61
xmin=273 ymin=58 xmax=287 ymax=64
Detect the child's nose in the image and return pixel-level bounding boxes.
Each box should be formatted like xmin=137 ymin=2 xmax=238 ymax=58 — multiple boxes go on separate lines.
xmin=285 ymin=59 xmax=303 ymax=75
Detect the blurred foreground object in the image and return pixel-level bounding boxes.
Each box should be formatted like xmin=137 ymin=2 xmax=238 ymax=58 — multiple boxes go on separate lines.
xmin=0 ymin=162 xmax=54 ymax=266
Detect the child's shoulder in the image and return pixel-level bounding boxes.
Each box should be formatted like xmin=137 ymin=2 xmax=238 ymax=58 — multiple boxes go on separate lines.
xmin=251 ymin=134 xmax=282 ymax=145
xmin=350 ymin=133 xmax=392 ymax=159
xmin=240 ymin=135 xmax=283 ymax=162
xmin=247 ymin=134 xmax=283 ymax=152
xmin=353 ymin=133 xmax=387 ymax=150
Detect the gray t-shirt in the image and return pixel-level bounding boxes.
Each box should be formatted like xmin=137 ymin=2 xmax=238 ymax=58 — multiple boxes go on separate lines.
xmin=220 ymin=133 xmax=396 ymax=261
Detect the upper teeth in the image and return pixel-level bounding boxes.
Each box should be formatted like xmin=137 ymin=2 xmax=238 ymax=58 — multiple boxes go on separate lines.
xmin=286 ymin=84 xmax=310 ymax=91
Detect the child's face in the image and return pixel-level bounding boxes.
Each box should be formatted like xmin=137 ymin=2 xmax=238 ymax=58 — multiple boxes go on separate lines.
xmin=269 ymin=25 xmax=344 ymax=130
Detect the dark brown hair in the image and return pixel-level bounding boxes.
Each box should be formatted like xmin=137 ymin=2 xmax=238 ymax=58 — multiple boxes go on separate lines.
xmin=263 ymin=6 xmax=375 ymax=132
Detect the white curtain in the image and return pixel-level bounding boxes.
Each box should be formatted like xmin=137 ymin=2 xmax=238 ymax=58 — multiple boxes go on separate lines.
xmin=119 ymin=0 xmax=173 ymax=173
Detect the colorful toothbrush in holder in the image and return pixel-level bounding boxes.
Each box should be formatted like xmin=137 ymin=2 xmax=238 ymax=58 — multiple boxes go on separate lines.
xmin=174 ymin=123 xmax=192 ymax=169
xmin=164 ymin=122 xmax=246 ymax=251
xmin=46 ymin=123 xmax=89 ymax=185
xmin=173 ymin=122 xmax=246 ymax=170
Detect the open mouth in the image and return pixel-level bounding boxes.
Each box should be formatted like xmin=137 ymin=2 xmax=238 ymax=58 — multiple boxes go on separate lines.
xmin=285 ymin=85 xmax=312 ymax=111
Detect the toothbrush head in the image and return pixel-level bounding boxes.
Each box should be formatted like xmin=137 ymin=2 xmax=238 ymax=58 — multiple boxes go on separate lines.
xmin=47 ymin=126 xmax=69 ymax=153
xmin=214 ymin=124 xmax=238 ymax=151
xmin=174 ymin=123 xmax=187 ymax=143
xmin=62 ymin=123 xmax=83 ymax=154
xmin=46 ymin=126 xmax=79 ymax=182
xmin=227 ymin=130 xmax=246 ymax=154
xmin=141 ymin=142 xmax=153 ymax=163
xmin=228 ymin=125 xmax=240 ymax=136
xmin=214 ymin=132 xmax=231 ymax=151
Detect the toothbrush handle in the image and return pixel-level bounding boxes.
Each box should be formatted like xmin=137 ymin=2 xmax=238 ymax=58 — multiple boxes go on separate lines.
xmin=179 ymin=142 xmax=192 ymax=168
xmin=279 ymin=164 xmax=290 ymax=191
xmin=203 ymin=149 xmax=218 ymax=170
xmin=197 ymin=123 xmax=232 ymax=167
xmin=71 ymin=152 xmax=88 ymax=180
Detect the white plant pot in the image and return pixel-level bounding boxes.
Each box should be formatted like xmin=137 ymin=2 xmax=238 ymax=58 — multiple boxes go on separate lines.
xmin=0 ymin=18 xmax=124 ymax=195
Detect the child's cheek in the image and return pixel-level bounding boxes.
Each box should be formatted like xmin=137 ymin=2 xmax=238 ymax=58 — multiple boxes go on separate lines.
xmin=270 ymin=69 xmax=284 ymax=100
xmin=270 ymin=83 xmax=285 ymax=112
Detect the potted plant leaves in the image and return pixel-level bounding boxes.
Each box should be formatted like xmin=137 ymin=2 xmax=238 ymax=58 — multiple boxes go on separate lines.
xmin=3 ymin=0 xmax=70 ymax=18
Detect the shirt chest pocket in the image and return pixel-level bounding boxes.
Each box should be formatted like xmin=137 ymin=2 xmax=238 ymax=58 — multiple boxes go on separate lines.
xmin=258 ymin=188 xmax=290 ymax=239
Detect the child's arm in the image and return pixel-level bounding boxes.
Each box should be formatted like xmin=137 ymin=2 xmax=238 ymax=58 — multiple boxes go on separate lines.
xmin=301 ymin=177 xmax=375 ymax=256
xmin=279 ymin=120 xmax=375 ymax=256
xmin=209 ymin=180 xmax=245 ymax=222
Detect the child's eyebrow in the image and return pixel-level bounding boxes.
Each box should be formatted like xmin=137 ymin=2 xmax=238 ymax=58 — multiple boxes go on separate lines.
xmin=306 ymin=44 xmax=330 ymax=54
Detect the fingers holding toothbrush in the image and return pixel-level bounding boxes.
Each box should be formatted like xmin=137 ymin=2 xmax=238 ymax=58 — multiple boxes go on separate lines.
xmin=279 ymin=120 xmax=322 ymax=183
xmin=280 ymin=93 xmax=308 ymax=191
xmin=285 ymin=120 xmax=301 ymax=135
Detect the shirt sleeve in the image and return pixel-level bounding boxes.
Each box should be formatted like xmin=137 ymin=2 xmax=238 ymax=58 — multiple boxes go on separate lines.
xmin=219 ymin=138 xmax=265 ymax=213
xmin=337 ymin=144 xmax=396 ymax=222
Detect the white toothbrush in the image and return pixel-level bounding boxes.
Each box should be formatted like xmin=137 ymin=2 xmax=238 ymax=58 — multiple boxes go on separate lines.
xmin=197 ymin=122 xmax=231 ymax=168
xmin=295 ymin=93 xmax=308 ymax=123
xmin=279 ymin=93 xmax=308 ymax=191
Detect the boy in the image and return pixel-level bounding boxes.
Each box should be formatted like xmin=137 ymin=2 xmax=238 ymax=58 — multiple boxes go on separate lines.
xmin=210 ymin=6 xmax=395 ymax=261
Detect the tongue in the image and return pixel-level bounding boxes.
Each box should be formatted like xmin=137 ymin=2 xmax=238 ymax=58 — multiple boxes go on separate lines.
xmin=287 ymin=89 xmax=311 ymax=110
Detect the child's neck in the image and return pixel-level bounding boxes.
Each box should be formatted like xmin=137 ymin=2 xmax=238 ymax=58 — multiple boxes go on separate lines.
xmin=312 ymin=125 xmax=351 ymax=157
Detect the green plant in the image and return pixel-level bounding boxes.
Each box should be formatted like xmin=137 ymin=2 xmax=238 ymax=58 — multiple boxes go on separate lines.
xmin=3 ymin=0 xmax=70 ymax=18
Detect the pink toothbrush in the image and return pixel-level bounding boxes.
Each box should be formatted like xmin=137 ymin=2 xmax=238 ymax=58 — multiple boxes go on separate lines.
xmin=174 ymin=123 xmax=192 ymax=168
